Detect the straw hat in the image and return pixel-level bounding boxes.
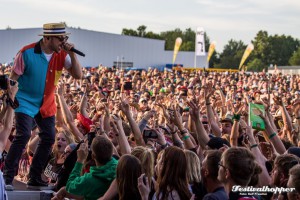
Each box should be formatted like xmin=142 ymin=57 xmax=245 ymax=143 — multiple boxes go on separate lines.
xmin=39 ymin=23 xmax=70 ymax=36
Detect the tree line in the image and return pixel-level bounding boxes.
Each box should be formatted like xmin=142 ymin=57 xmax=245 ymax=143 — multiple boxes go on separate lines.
xmin=122 ymin=26 xmax=300 ymax=71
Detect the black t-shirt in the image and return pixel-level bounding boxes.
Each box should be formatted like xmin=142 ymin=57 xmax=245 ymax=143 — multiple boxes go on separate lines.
xmin=44 ymin=158 xmax=63 ymax=183
xmin=191 ymin=181 xmax=207 ymax=200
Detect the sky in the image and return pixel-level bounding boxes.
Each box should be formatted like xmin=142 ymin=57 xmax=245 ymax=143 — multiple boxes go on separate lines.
xmin=1 ymin=0 xmax=299 ymax=52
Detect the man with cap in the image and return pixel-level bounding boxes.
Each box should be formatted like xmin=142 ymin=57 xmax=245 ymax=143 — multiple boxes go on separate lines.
xmin=4 ymin=23 xmax=82 ymax=190
xmin=220 ymin=113 xmax=233 ymax=136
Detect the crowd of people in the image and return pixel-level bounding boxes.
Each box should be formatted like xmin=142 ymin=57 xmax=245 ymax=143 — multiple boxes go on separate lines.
xmin=0 ymin=22 xmax=300 ymax=200
xmin=0 ymin=64 xmax=300 ymax=200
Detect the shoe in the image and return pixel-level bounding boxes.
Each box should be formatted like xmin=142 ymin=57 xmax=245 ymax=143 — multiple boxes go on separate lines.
xmin=27 ymin=178 xmax=54 ymax=190
xmin=5 ymin=184 xmax=14 ymax=191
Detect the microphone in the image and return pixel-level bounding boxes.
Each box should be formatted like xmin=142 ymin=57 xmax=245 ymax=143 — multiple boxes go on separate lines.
xmin=70 ymin=47 xmax=85 ymax=57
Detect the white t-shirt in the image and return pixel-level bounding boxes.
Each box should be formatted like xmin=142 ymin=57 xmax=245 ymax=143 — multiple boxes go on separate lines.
xmin=43 ymin=52 xmax=72 ymax=69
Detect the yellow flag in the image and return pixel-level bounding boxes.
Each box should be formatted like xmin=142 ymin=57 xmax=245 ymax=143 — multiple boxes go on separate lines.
xmin=172 ymin=37 xmax=182 ymax=65
xmin=207 ymin=41 xmax=216 ymax=63
xmin=239 ymin=43 xmax=254 ymax=70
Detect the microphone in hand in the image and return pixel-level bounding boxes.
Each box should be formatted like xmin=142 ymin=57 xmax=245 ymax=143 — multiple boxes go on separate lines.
xmin=63 ymin=43 xmax=85 ymax=57
xmin=70 ymin=47 xmax=85 ymax=57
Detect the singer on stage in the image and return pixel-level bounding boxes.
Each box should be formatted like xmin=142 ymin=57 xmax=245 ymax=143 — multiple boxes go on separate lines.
xmin=3 ymin=23 xmax=82 ymax=190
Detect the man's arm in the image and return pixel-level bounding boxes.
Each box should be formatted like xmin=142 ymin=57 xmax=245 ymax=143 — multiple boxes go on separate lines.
xmin=64 ymin=44 xmax=82 ymax=79
xmin=10 ymin=70 xmax=20 ymax=81
xmin=66 ymin=141 xmax=88 ymax=197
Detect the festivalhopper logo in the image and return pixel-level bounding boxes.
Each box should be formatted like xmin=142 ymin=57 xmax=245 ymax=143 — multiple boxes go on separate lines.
xmin=232 ymin=185 xmax=296 ymax=196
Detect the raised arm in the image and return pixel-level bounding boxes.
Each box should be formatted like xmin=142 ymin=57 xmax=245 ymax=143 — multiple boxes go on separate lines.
xmin=57 ymin=84 xmax=83 ymax=141
xmin=64 ymin=43 xmax=82 ymax=79
xmin=0 ymin=80 xmax=18 ymax=153
xmin=204 ymin=84 xmax=222 ymax=137
xmin=245 ymin=126 xmax=271 ymax=186
xmin=260 ymin=110 xmax=286 ymax=154
xmin=111 ymin=115 xmax=131 ymax=155
xmin=187 ymin=100 xmax=210 ymax=150
xmin=170 ymin=105 xmax=195 ymax=150
xmin=120 ymin=99 xmax=145 ymax=146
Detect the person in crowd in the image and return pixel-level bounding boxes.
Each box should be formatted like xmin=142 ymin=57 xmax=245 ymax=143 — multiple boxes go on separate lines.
xmin=116 ymin=154 xmax=142 ymax=200
xmin=202 ymin=150 xmax=228 ymax=200
xmin=43 ymin=130 xmax=75 ymax=184
xmin=287 ymin=164 xmax=300 ymax=200
xmin=3 ymin=22 xmax=82 ymax=190
xmin=0 ymin=79 xmax=18 ymax=159
xmin=52 ymin=136 xmax=117 ymax=200
xmin=271 ymin=154 xmax=299 ymax=199
xmin=218 ymin=147 xmax=262 ymax=200
xmin=0 ymin=79 xmax=18 ymax=198
xmin=184 ymin=150 xmax=204 ymax=199
xmin=138 ymin=146 xmax=192 ymax=200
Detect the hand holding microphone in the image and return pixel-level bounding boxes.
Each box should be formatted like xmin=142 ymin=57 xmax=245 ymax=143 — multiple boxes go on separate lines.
xmin=63 ymin=42 xmax=85 ymax=57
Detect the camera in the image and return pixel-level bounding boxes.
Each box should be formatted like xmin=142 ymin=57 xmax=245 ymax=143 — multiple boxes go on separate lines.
xmin=87 ymin=132 xmax=96 ymax=150
xmin=143 ymin=129 xmax=158 ymax=140
xmin=0 ymin=75 xmax=16 ymax=90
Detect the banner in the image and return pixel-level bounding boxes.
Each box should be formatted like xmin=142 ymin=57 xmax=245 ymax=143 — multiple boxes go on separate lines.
xmin=172 ymin=37 xmax=182 ymax=65
xmin=239 ymin=43 xmax=254 ymax=70
xmin=207 ymin=41 xmax=216 ymax=63
xmin=249 ymin=103 xmax=265 ymax=131
xmin=195 ymin=27 xmax=205 ymax=56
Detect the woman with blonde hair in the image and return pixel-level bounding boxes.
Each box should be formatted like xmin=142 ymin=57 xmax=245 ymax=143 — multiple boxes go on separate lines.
xmin=184 ymin=150 xmax=205 ymax=199
xmin=43 ymin=129 xmax=75 ymax=184
xmin=132 ymin=146 xmax=155 ymax=182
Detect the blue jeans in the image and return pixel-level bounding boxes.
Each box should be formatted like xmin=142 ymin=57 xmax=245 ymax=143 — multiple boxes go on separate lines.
xmin=3 ymin=112 xmax=55 ymax=184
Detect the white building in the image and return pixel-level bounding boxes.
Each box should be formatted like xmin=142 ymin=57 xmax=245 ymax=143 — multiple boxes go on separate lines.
xmin=0 ymin=27 xmax=207 ymax=69
xmin=268 ymin=66 xmax=300 ymax=75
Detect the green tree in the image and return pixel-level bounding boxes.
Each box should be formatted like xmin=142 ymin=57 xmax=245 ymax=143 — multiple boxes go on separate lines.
xmin=144 ymin=31 xmax=162 ymax=40
xmin=121 ymin=28 xmax=138 ymax=36
xmin=250 ymin=30 xmax=270 ymax=66
xmin=251 ymin=31 xmax=300 ymax=67
xmin=289 ymin=47 xmax=300 ymax=65
xmin=247 ymin=58 xmax=266 ymax=72
xmin=137 ymin=25 xmax=147 ymax=37
xmin=160 ymin=28 xmax=183 ymax=50
xmin=267 ymin=35 xmax=299 ymax=66
xmin=218 ymin=39 xmax=246 ymax=69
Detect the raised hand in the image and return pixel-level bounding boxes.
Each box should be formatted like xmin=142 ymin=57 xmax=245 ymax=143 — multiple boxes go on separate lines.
xmin=273 ymin=95 xmax=283 ymax=106
xmin=56 ymin=83 xmax=64 ymax=96
xmin=203 ymin=83 xmax=215 ymax=101
xmin=187 ymin=100 xmax=200 ymax=121
xmin=119 ymin=99 xmax=130 ymax=115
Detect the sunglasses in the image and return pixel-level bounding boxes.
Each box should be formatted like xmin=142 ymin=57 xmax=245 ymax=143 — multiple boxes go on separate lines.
xmin=53 ymin=36 xmax=69 ymax=42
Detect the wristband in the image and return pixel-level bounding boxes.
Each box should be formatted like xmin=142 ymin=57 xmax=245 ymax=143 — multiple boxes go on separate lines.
xmin=232 ymin=114 xmax=241 ymax=121
xmin=269 ymin=133 xmax=277 ymax=140
xmin=182 ymin=135 xmax=190 ymax=141
xmin=160 ymin=143 xmax=168 ymax=149
xmin=6 ymin=96 xmax=19 ymax=109
xmin=250 ymin=144 xmax=258 ymax=149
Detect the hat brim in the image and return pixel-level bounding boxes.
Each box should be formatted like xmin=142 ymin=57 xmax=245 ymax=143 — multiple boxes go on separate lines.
xmin=38 ymin=32 xmax=71 ymax=36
